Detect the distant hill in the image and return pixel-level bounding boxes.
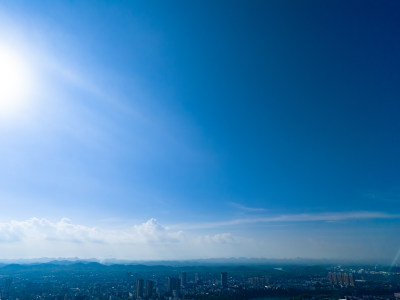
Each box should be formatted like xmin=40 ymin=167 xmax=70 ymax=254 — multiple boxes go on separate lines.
xmin=0 ymin=257 xmax=387 ymax=267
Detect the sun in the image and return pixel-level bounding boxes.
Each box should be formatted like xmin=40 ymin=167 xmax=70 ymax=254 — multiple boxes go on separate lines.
xmin=0 ymin=45 xmax=33 ymax=118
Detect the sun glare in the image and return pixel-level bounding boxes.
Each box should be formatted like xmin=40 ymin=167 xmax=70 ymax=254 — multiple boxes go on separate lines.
xmin=0 ymin=45 xmax=33 ymax=119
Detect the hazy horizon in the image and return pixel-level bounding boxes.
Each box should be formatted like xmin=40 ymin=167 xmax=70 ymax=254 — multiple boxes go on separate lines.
xmin=0 ymin=256 xmax=394 ymax=267
xmin=0 ymin=1 xmax=399 ymax=263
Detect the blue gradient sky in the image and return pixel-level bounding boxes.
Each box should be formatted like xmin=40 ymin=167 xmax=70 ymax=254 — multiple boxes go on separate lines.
xmin=0 ymin=1 xmax=399 ymax=262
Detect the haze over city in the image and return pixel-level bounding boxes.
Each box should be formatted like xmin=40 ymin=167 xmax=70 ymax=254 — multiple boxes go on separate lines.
xmin=0 ymin=1 xmax=399 ymax=263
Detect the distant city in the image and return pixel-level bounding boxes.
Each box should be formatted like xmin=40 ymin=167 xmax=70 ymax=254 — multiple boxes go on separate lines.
xmin=0 ymin=260 xmax=398 ymax=299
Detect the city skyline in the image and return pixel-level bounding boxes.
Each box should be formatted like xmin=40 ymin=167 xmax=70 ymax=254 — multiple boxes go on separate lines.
xmin=0 ymin=1 xmax=399 ymax=262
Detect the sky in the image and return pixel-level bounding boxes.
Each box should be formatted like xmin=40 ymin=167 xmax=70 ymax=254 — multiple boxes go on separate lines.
xmin=0 ymin=0 xmax=399 ymax=262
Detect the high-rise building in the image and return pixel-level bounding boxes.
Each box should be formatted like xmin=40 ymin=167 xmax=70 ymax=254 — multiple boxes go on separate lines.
xmin=221 ymin=272 xmax=228 ymax=288
xmin=136 ymin=279 xmax=144 ymax=299
xmin=181 ymin=272 xmax=187 ymax=287
xmin=349 ymin=273 xmax=355 ymax=287
xmin=332 ymin=272 xmax=338 ymax=284
xmin=4 ymin=277 xmax=12 ymax=298
xmin=343 ymin=273 xmax=349 ymax=285
xmin=167 ymin=277 xmax=181 ymax=295
xmin=337 ymin=272 xmax=343 ymax=285
xmin=145 ymin=280 xmax=154 ymax=298
xmin=328 ymin=272 xmax=333 ymax=284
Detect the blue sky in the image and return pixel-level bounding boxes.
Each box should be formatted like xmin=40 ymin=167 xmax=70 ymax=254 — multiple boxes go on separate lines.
xmin=0 ymin=1 xmax=399 ymax=262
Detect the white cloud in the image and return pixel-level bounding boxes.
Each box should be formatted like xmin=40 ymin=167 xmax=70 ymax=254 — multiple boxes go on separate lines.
xmin=131 ymin=218 xmax=184 ymax=243
xmin=0 ymin=218 xmax=185 ymax=245
xmin=0 ymin=218 xmax=103 ymax=243
xmin=201 ymin=233 xmax=248 ymax=244
xmin=0 ymin=218 xmax=244 ymax=260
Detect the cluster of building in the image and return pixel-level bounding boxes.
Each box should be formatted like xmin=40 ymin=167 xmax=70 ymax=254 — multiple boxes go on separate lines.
xmin=0 ymin=264 xmax=398 ymax=299
xmin=131 ymin=272 xmax=229 ymax=299
xmin=248 ymin=276 xmax=269 ymax=287
xmin=328 ymin=272 xmax=355 ymax=287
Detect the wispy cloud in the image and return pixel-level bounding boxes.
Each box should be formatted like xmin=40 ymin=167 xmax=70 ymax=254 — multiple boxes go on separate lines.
xmin=229 ymin=202 xmax=268 ymax=212
xmin=172 ymin=211 xmax=400 ymax=230
xmin=199 ymin=233 xmax=249 ymax=244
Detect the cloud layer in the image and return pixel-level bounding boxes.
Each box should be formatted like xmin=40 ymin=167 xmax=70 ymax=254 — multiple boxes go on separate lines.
xmin=0 ymin=212 xmax=398 ymax=261
xmin=0 ymin=218 xmax=247 ymax=260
